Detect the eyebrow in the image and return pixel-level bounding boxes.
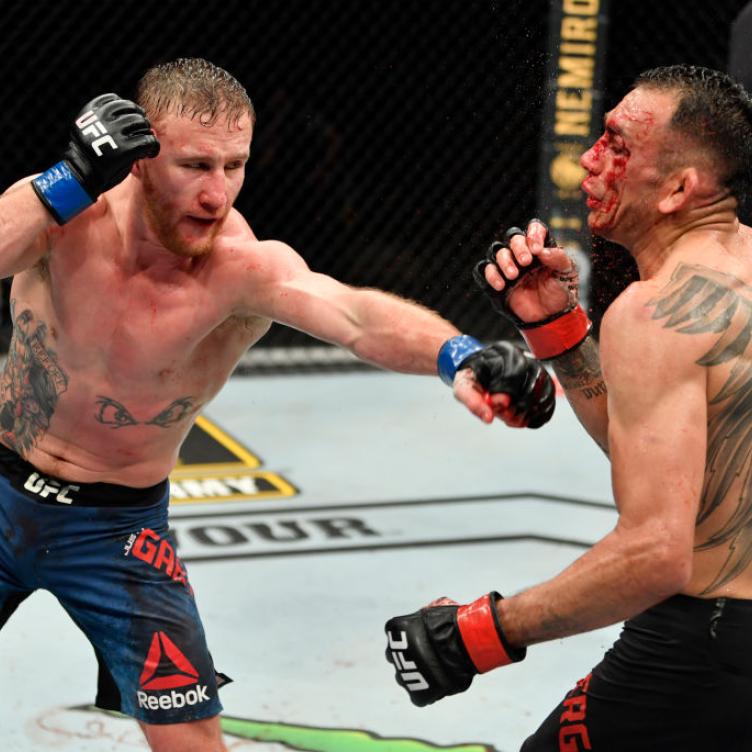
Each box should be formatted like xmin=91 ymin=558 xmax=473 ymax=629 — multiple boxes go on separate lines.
xmin=603 ymin=114 xmax=628 ymax=139
xmin=179 ymin=152 xmax=250 ymax=162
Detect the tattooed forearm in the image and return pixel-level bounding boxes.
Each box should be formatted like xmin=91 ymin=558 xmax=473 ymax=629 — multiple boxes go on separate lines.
xmin=95 ymin=395 xmax=198 ymax=429
xmin=552 ymin=336 xmax=607 ymax=400
xmin=0 ymin=300 xmax=68 ymax=454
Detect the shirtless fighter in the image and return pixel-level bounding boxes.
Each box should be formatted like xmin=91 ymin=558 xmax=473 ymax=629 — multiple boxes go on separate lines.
xmin=0 ymin=59 xmax=554 ymax=752
xmin=385 ymin=65 xmax=752 ymax=750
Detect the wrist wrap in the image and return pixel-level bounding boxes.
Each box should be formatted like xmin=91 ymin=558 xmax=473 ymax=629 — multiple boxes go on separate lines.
xmin=31 ymin=161 xmax=94 ymax=225
xmin=519 ymin=305 xmax=591 ymax=361
xmin=456 ymin=592 xmax=526 ymax=672
xmin=437 ymin=335 xmax=484 ymax=386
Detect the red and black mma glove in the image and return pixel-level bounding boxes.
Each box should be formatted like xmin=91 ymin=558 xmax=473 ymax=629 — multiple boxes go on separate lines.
xmin=384 ymin=592 xmax=525 ymax=706
xmin=473 ymin=223 xmax=592 ymax=360
xmin=32 ymin=94 xmax=160 ymax=224
xmin=437 ymin=336 xmax=555 ymax=428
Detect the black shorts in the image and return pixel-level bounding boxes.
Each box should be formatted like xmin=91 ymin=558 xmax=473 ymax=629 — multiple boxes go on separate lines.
xmin=521 ymin=594 xmax=752 ymax=751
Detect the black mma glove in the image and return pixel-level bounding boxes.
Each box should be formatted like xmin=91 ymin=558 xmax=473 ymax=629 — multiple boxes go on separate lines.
xmin=473 ymin=222 xmax=591 ymax=360
xmin=32 ymin=93 xmax=160 ymax=224
xmin=437 ymin=336 xmax=555 ymax=428
xmin=385 ymin=592 xmax=525 ymax=707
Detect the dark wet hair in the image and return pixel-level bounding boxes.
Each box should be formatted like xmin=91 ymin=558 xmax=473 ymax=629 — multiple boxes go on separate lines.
xmin=635 ymin=65 xmax=752 ymax=206
xmin=136 ymin=57 xmax=255 ymax=128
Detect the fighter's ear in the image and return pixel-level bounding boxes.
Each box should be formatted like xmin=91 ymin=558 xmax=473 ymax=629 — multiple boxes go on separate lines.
xmin=657 ymin=167 xmax=699 ymax=215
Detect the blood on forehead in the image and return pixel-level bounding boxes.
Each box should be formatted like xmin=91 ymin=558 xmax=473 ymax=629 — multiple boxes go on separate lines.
xmin=607 ymin=88 xmax=669 ymax=143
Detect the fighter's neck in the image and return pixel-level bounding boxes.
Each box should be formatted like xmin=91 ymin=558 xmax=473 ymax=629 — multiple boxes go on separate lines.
xmin=630 ymin=199 xmax=739 ymax=280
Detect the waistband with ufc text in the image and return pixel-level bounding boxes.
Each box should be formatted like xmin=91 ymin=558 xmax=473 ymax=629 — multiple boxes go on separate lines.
xmin=0 ymin=443 xmax=168 ymax=507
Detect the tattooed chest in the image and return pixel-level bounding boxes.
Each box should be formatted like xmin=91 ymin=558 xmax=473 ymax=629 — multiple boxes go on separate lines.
xmin=93 ymin=394 xmax=199 ymax=430
xmin=0 ymin=301 xmax=213 ymax=453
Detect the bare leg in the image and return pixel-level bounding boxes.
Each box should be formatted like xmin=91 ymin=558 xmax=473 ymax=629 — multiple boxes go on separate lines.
xmin=139 ymin=715 xmax=227 ymax=752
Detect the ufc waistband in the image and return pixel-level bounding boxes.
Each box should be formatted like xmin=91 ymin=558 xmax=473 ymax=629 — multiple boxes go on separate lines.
xmin=0 ymin=443 xmax=168 ymax=507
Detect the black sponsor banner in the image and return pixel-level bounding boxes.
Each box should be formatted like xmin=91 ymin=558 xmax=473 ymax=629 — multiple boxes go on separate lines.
xmin=537 ymin=0 xmax=610 ymax=307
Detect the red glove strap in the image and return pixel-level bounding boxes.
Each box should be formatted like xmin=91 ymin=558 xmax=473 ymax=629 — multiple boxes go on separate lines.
xmin=456 ymin=594 xmax=514 ymax=673
xmin=520 ymin=305 xmax=591 ymax=360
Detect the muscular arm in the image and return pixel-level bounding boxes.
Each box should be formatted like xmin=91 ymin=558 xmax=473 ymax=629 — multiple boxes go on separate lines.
xmin=550 ymin=335 xmax=610 ymax=454
xmin=0 ymin=180 xmax=54 ymax=277
xmin=299 ymin=281 xmax=459 ymax=373
xmin=496 ymin=285 xmax=705 ymax=645
xmin=242 ymin=240 xmax=459 ymax=374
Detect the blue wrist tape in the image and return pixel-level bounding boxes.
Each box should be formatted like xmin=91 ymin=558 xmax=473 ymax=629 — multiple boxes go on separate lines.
xmin=31 ymin=161 xmax=93 ymax=224
xmin=437 ymin=335 xmax=484 ymax=386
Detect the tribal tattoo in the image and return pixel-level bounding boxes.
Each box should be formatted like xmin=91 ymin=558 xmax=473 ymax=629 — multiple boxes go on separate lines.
xmin=648 ymin=263 xmax=752 ymax=593
xmin=95 ymin=396 xmax=197 ymax=429
xmin=0 ymin=300 xmax=69 ymax=454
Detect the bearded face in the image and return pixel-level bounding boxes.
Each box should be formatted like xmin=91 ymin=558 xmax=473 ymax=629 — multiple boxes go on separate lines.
xmin=136 ymin=111 xmax=252 ymax=257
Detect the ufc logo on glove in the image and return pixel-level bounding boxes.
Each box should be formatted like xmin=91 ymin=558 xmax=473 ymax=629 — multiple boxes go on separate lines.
xmin=384 ymin=593 xmax=526 ymax=706
xmin=75 ymin=110 xmax=118 ymax=156
xmin=386 ymin=630 xmax=429 ymax=692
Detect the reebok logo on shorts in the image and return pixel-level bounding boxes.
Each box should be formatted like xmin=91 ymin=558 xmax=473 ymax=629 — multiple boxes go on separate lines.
xmin=136 ymin=631 xmax=210 ymax=711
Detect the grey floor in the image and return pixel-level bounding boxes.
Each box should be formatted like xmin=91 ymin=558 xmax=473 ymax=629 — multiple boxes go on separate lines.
xmin=0 ymin=369 xmax=618 ymax=751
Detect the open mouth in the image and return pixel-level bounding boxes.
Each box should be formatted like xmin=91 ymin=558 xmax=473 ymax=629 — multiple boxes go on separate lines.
xmin=183 ymin=216 xmax=220 ymax=235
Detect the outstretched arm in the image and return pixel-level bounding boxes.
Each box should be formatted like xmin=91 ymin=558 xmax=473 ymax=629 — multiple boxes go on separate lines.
xmin=247 ymin=241 xmax=460 ymax=372
xmin=238 ymin=239 xmax=555 ymax=427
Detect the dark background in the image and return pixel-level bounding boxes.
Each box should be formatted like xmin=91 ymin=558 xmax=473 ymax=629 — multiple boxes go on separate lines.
xmin=1 ymin=0 xmax=749 ymax=349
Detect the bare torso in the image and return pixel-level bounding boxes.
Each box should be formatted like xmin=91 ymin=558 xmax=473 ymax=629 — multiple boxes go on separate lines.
xmin=0 ymin=185 xmax=271 ymax=486
xmin=686 ymin=228 xmax=752 ymax=599
xmin=619 ymin=223 xmax=752 ymax=599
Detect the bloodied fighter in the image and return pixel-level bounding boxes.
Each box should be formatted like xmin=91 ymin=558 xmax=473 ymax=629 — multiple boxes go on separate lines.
xmin=386 ymin=65 xmax=752 ymax=751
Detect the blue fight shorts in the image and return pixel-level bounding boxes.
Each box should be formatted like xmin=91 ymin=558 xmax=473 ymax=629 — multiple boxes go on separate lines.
xmin=0 ymin=444 xmax=229 ymax=724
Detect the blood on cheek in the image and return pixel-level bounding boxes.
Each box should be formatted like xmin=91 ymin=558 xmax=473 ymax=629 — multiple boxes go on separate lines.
xmin=591 ymin=148 xmax=629 ymax=228
xmin=601 ymin=155 xmax=628 ymax=203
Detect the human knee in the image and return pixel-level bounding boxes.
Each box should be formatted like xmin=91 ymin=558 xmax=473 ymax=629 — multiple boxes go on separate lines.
xmin=141 ymin=716 xmax=226 ymax=752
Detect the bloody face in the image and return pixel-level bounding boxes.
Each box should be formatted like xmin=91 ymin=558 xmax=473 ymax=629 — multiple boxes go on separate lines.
xmin=138 ymin=111 xmax=252 ymax=257
xmin=580 ymin=87 xmax=677 ymax=242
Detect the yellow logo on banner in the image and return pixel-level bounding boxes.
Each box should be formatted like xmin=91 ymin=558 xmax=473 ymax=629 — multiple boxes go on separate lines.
xmin=169 ymin=416 xmax=297 ymax=504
